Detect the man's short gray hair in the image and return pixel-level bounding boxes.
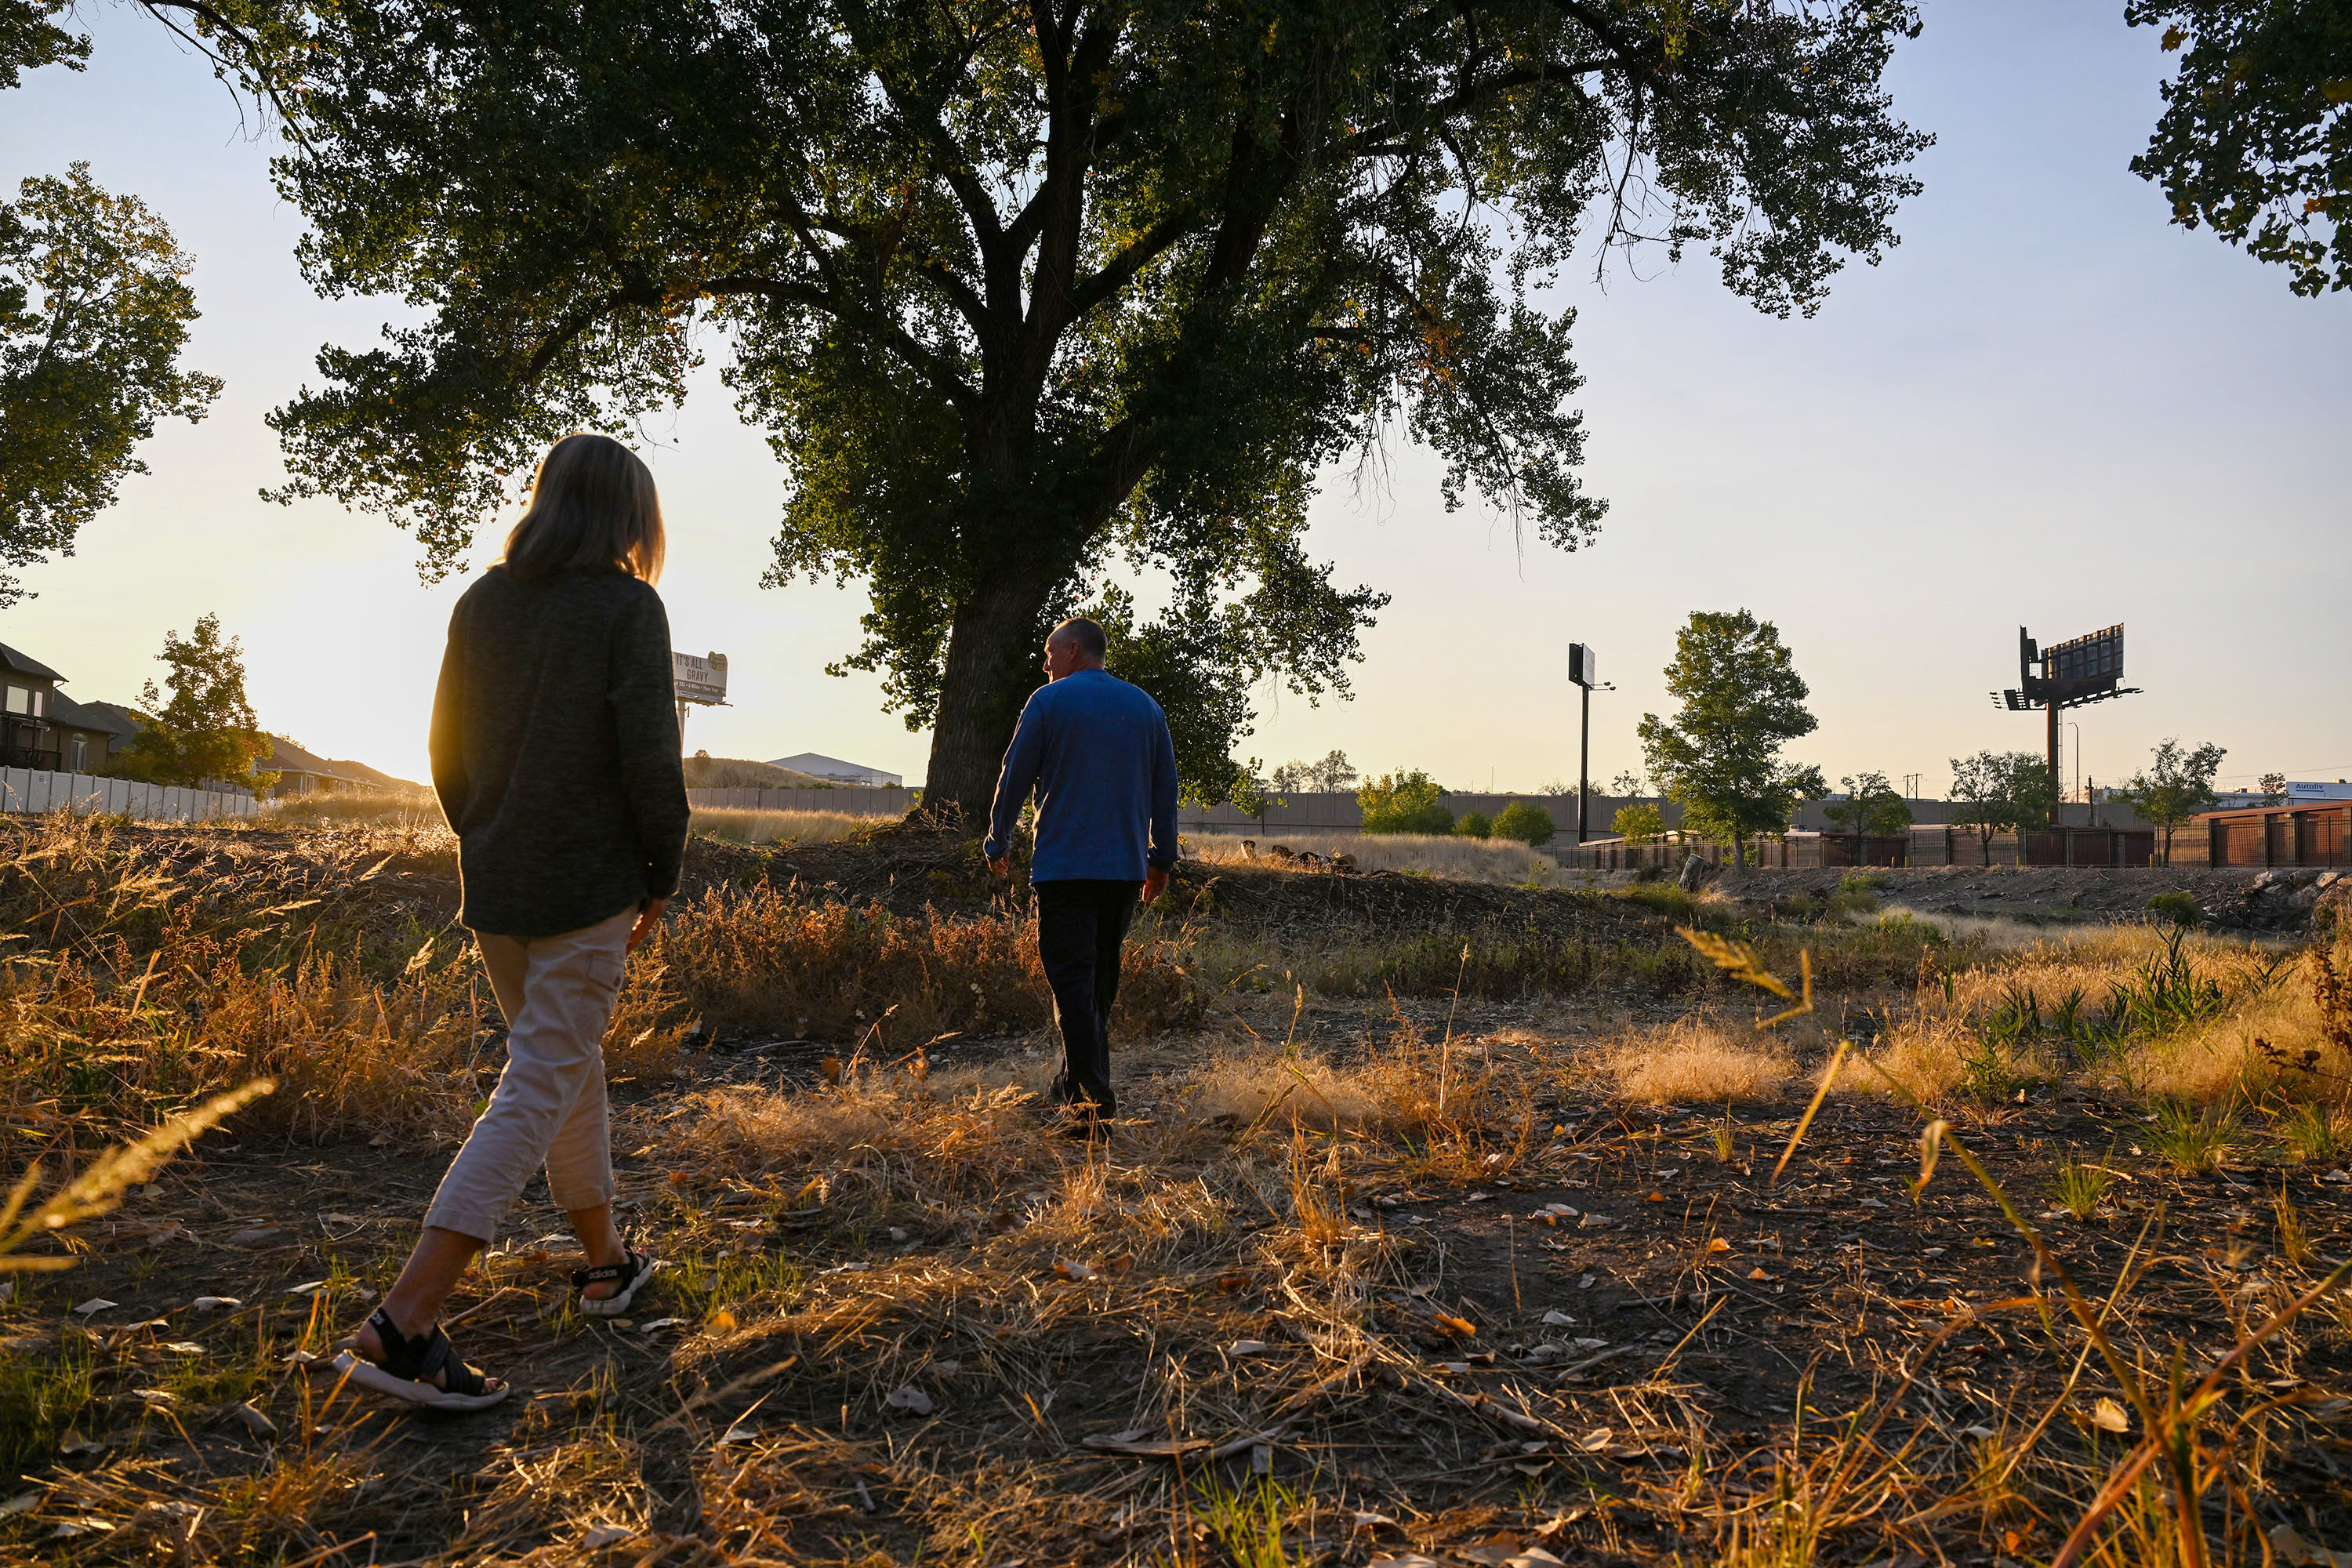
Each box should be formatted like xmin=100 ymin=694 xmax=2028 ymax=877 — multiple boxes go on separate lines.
xmin=1051 ymin=616 xmax=1108 ymax=660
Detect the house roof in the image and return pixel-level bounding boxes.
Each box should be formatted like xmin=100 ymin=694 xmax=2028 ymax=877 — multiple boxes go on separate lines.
xmin=260 ymin=735 xmax=422 ymax=790
xmin=768 ymin=751 xmax=902 ymax=782
xmin=49 ymin=695 xmax=142 ymax=738
xmin=0 ymin=643 xmax=64 ymax=682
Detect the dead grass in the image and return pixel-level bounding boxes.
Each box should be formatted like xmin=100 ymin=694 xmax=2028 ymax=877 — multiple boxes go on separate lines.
xmin=1609 ymin=1016 xmax=1795 ymax=1105
xmin=689 ymin=807 xmax=880 ymax=845
xmin=1857 ymin=925 xmax=2342 ymax=1113
xmin=640 ymin=882 xmax=1203 ymax=1047
xmin=262 ymin=787 xmax=439 ymax=829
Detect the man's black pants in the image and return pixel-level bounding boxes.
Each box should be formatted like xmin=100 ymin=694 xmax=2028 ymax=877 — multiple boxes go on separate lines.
xmin=1034 ymin=879 xmax=1140 ymax=1117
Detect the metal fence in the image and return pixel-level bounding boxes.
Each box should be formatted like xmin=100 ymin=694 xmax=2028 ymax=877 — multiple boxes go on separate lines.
xmin=1552 ymin=826 xmax=2182 ymax=872
xmin=1 ymin=767 xmax=260 ymax=822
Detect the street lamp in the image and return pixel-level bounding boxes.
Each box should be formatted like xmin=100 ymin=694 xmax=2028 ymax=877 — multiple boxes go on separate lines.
xmin=1567 ymin=644 xmax=1614 ymax=844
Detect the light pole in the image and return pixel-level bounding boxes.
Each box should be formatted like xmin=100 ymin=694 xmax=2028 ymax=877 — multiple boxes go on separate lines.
xmin=1566 ymin=645 xmax=1613 ymax=844
xmin=2067 ymin=720 xmax=2082 ymax=818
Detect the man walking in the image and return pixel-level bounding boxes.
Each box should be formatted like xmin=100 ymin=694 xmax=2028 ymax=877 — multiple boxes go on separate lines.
xmin=985 ymin=615 xmax=1178 ymax=1127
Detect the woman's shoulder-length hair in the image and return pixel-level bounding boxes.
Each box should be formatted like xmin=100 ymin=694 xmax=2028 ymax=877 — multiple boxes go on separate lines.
xmin=499 ymin=433 xmax=666 ymax=584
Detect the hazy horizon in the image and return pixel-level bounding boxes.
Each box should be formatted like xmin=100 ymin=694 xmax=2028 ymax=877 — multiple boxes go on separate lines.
xmin=3 ymin=0 xmax=2346 ymax=797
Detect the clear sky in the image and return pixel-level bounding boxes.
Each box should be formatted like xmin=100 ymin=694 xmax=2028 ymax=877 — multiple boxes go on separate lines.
xmin=3 ymin=2 xmax=2346 ymax=795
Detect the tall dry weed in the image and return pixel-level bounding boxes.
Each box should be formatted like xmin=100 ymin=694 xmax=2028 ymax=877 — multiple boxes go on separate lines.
xmin=1610 ymin=1016 xmax=1795 ymax=1105
xmin=644 ymin=883 xmax=1201 ymax=1044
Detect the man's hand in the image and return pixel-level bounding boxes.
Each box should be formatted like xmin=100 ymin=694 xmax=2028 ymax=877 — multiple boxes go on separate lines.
xmin=1142 ymin=866 xmax=1168 ymax=904
xmin=628 ymin=895 xmax=670 ymax=952
xmin=989 ymin=855 xmax=1011 ymax=877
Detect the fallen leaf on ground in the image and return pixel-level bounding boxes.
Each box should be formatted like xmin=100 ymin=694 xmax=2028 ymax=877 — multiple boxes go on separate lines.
xmin=1226 ymin=1340 xmax=1269 ymax=1356
xmin=1541 ymin=1309 xmax=1576 ymax=1326
xmin=71 ymin=1299 xmax=116 ymax=1318
xmin=884 ymin=1387 xmax=933 ymax=1415
xmin=1706 ymin=1238 xmax=1731 ymax=1254
xmin=1054 ymin=1260 xmax=1095 ymax=1282
xmin=2090 ymin=1398 xmax=2130 ymax=1433
xmin=1748 ymin=1267 xmax=1773 ymax=1281
xmin=1433 ymin=1313 xmax=1476 ymax=1338
xmin=582 ymin=1525 xmax=634 ymax=1551
xmin=191 ymin=1295 xmax=241 ymax=1312
xmin=2270 ymin=1525 xmax=2352 ymax=1568
xmin=1579 ymin=1428 xmax=1614 ymax=1451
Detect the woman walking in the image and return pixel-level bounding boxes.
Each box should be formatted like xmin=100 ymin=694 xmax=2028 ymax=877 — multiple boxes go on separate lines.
xmin=334 ymin=433 xmax=691 ymax=1409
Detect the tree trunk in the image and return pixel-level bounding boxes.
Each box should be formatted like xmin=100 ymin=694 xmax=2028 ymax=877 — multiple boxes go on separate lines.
xmin=923 ymin=570 xmax=1057 ymax=824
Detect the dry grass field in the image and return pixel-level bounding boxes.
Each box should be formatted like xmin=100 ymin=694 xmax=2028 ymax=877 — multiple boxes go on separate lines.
xmin=0 ymin=812 xmax=2347 ymax=1566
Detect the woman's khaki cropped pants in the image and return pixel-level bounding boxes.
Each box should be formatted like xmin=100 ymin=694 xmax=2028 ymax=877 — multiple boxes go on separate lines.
xmin=423 ymin=906 xmax=636 ymax=1242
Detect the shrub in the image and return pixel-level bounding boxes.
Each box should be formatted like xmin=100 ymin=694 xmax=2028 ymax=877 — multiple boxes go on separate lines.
xmin=1613 ymin=803 xmax=1665 ymax=844
xmin=1454 ymin=810 xmax=1492 ymax=840
xmin=1490 ymin=800 xmax=1556 ymax=846
xmin=1359 ymin=769 xmax=1453 ymax=835
xmin=2146 ymin=891 xmax=2202 ymax=927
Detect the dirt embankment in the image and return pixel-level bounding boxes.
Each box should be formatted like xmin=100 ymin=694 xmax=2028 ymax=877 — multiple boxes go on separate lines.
xmin=1713 ymin=862 xmax=2342 ymax=933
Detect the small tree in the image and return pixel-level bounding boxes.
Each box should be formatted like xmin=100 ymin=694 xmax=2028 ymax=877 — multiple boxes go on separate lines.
xmin=1359 ymin=770 xmax=1452 ymax=837
xmin=1948 ymin=750 xmax=2060 ymax=856
xmin=2259 ymin=771 xmax=2290 ymax=806
xmin=105 ymin=614 xmax=277 ymax=791
xmin=1609 ymin=770 xmax=1649 ymax=799
xmin=1491 ymin=800 xmax=1557 ymax=848
xmin=1454 ymin=809 xmax=1492 ymax=840
xmin=1823 ymin=771 xmax=1914 ymax=839
xmin=2111 ymin=739 xmax=2227 ymax=866
xmin=1613 ymin=803 xmax=1667 ymax=844
xmin=1637 ymin=610 xmax=1826 ymax=868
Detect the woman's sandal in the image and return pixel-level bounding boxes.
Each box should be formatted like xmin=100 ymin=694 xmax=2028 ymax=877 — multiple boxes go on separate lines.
xmin=572 ymin=1247 xmax=660 ymax=1318
xmin=331 ymin=1306 xmax=510 ymax=1411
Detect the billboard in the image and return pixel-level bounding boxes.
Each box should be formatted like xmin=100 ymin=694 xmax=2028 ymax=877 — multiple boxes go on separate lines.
xmin=2044 ymin=625 xmax=2123 ymax=687
xmin=1567 ymin=643 xmax=1598 ymax=689
xmin=673 ymin=651 xmax=728 ymax=706
xmin=2011 ymin=624 xmax=2126 ymax=709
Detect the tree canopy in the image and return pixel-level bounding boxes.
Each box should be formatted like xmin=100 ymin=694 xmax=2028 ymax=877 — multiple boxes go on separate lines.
xmin=0 ymin=163 xmax=222 ymax=607
xmin=2130 ymin=0 xmax=2352 ymax=296
xmin=188 ymin=0 xmax=1928 ymax=814
xmin=2111 ymin=737 xmax=2227 ymax=864
xmin=1637 ymin=608 xmax=1824 ymax=866
xmin=1359 ymin=768 xmax=1451 ymax=836
xmin=106 ymin=612 xmax=279 ymax=791
xmin=1947 ymin=749 xmax=2059 ymax=850
xmin=1823 ymin=768 xmax=1912 ymax=838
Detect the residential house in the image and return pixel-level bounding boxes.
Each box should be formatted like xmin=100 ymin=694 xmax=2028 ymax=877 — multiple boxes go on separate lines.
xmin=2 ymin=642 xmax=143 ymax=772
xmin=49 ymin=695 xmax=143 ymax=774
xmin=260 ymin=735 xmax=415 ymax=797
xmin=0 ymin=642 xmax=64 ymax=768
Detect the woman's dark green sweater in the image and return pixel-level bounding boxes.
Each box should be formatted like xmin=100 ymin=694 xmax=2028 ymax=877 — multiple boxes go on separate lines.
xmin=429 ymin=565 xmax=690 ymax=938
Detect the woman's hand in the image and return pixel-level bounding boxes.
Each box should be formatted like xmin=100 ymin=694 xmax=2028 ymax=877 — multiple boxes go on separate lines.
xmin=627 ymin=896 xmax=670 ymax=951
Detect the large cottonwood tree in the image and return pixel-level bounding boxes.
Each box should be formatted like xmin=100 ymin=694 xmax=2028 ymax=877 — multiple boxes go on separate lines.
xmin=195 ymin=0 xmax=1926 ymax=815
xmin=2131 ymin=0 xmax=2352 ymax=296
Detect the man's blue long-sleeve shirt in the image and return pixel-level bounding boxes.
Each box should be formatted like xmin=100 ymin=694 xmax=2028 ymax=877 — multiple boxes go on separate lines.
xmin=982 ymin=668 xmax=1179 ymax=883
